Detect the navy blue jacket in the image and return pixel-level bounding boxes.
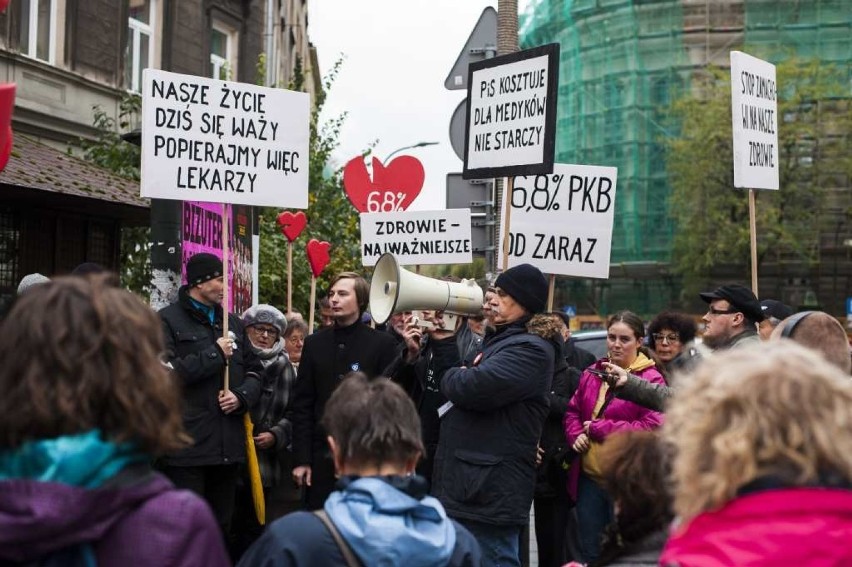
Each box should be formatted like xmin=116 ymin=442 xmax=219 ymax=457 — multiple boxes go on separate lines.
xmin=431 ymin=317 xmax=554 ymax=526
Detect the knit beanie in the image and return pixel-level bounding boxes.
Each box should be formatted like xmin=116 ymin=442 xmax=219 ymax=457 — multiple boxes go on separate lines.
xmin=17 ymin=273 xmax=50 ymax=295
xmin=494 ymin=264 xmax=548 ymax=315
xmin=186 ymin=253 xmax=223 ymax=286
xmin=71 ymin=262 xmax=106 ymax=276
xmin=242 ymin=304 xmax=288 ymax=334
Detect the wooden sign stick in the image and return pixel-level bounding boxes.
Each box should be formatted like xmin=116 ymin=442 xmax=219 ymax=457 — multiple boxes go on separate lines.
xmin=748 ymin=189 xmax=759 ymax=296
xmin=287 ymin=241 xmax=293 ymax=314
xmin=222 ymin=203 xmax=230 ymax=392
xmin=547 ymin=274 xmax=556 ymax=311
xmin=501 ymin=176 xmax=514 ymax=271
xmin=308 ymin=276 xmax=317 ymax=332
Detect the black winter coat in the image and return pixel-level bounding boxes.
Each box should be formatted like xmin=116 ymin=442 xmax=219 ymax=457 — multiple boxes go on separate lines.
xmin=535 ymin=352 xmax=580 ymax=499
xmin=159 ymin=286 xmax=262 ymax=467
xmin=385 ymin=333 xmax=478 ymax=483
xmin=432 ymin=317 xmax=554 ymax=526
xmin=291 ymin=321 xmax=398 ymax=466
xmin=564 ymin=340 xmax=596 ymax=375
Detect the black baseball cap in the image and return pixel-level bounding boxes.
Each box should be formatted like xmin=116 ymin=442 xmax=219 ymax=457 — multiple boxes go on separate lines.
xmin=699 ymin=284 xmax=765 ymax=322
xmin=760 ymin=299 xmax=794 ymax=321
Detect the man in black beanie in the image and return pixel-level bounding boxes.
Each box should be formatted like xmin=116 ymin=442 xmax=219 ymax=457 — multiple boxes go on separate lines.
xmin=432 ymin=264 xmax=555 ymax=567
xmin=158 ymin=252 xmax=262 ymax=548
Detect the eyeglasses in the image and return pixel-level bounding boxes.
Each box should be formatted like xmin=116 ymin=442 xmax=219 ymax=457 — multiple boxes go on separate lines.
xmin=250 ymin=326 xmax=279 ymax=337
xmin=286 ymin=335 xmax=305 ymax=344
xmin=707 ymin=307 xmax=740 ymax=316
xmin=653 ymin=333 xmax=680 ymax=344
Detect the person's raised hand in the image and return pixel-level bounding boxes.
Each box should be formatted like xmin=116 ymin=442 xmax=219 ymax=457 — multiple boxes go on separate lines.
xmin=402 ymin=316 xmax=423 ymax=361
xmin=601 ymin=362 xmax=628 ymax=388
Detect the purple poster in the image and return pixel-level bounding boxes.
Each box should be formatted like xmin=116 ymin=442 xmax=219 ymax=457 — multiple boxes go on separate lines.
xmin=182 ymin=201 xmax=253 ymax=315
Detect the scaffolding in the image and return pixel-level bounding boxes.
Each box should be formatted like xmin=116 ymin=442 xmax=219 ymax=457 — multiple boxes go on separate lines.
xmin=520 ymin=0 xmax=852 ymax=317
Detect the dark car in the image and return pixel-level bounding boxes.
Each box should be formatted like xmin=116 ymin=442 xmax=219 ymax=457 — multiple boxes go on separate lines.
xmin=569 ymin=329 xmax=607 ymax=360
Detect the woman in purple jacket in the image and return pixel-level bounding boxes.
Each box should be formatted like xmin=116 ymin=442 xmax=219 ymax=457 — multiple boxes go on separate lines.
xmin=563 ymin=311 xmax=665 ymax=565
xmin=0 ymin=275 xmax=229 ymax=566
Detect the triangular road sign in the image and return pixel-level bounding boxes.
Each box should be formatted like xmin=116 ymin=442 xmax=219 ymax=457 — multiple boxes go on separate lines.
xmin=444 ymin=7 xmax=497 ymax=91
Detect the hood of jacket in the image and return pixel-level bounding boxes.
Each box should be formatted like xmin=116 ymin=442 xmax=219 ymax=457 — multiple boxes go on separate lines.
xmin=325 ymin=475 xmax=456 ymax=567
xmin=0 ymin=430 xmax=169 ymax=562
xmin=527 ymin=313 xmax=568 ymax=376
xmin=0 ymin=468 xmax=173 ymax=562
xmin=661 ymin=488 xmax=852 ymax=567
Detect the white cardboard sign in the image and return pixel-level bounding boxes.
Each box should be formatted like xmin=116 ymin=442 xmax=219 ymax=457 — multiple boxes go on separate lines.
xmin=360 ymin=209 xmax=473 ymax=267
xmin=499 ymin=164 xmax=618 ymax=278
xmin=141 ymin=69 xmax=310 ymax=207
xmin=731 ymin=51 xmax=779 ymax=190
xmin=463 ymin=44 xmax=559 ymax=180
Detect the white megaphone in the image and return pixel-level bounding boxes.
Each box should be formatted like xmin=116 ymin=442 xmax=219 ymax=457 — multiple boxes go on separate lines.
xmin=369 ymin=253 xmax=484 ymax=325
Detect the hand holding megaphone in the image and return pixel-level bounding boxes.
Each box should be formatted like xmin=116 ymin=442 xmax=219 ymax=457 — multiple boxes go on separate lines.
xmin=401 ymin=315 xmax=424 ymax=362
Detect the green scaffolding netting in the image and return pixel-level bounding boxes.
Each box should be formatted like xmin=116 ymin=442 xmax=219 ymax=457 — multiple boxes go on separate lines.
xmin=519 ymin=0 xmax=852 ymax=317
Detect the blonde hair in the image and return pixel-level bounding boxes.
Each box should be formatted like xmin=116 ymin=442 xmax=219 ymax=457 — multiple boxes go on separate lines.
xmin=664 ymin=341 xmax=852 ymax=523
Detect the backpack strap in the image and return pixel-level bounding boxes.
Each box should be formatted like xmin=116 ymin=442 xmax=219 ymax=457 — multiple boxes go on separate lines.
xmin=313 ymin=510 xmax=363 ymax=567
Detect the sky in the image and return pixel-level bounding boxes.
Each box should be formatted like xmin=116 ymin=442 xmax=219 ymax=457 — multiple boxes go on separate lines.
xmin=306 ymin=0 xmax=504 ymax=211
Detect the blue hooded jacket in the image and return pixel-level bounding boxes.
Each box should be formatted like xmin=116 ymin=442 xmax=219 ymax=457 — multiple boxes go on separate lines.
xmin=238 ymin=475 xmax=481 ymax=567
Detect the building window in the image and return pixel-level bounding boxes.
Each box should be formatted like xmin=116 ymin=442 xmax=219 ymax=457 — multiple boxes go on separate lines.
xmin=210 ymin=21 xmax=237 ymax=80
xmin=20 ymin=0 xmax=56 ymax=63
xmin=126 ymin=0 xmax=156 ymax=92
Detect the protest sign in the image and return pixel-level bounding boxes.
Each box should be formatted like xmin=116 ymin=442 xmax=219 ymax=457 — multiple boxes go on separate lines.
xmin=343 ymin=155 xmax=424 ymax=213
xmin=141 ymin=69 xmax=310 ymax=207
xmin=498 ymin=164 xmax=618 ymax=278
xmin=731 ymin=51 xmax=778 ymax=190
xmin=463 ymin=43 xmax=559 ymax=179
xmin=182 ymin=201 xmax=253 ymax=314
xmin=360 ymin=209 xmax=473 ymax=267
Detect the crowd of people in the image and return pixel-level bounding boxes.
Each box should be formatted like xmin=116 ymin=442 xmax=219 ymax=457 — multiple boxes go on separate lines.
xmin=0 ymin=256 xmax=850 ymax=567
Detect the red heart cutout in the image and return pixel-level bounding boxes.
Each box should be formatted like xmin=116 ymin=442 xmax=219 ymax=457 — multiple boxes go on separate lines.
xmin=306 ymin=239 xmax=331 ymax=278
xmin=276 ymin=210 xmax=307 ymax=243
xmin=342 ymin=155 xmax=424 ymax=213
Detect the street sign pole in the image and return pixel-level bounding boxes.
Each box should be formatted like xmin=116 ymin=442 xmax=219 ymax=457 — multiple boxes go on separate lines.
xmin=446 ymin=6 xmax=498 ymax=272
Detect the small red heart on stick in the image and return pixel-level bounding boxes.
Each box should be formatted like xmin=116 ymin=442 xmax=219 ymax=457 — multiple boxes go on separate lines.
xmin=276 ymin=211 xmax=307 ymax=243
xmin=306 ymin=239 xmax=331 ymax=278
